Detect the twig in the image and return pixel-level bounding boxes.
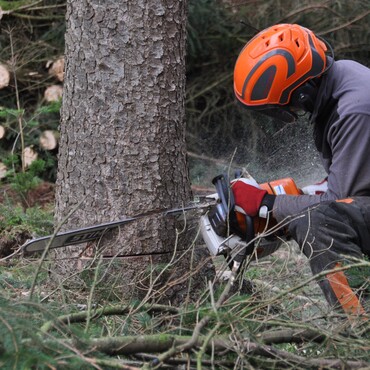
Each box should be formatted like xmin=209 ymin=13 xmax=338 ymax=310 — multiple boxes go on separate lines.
xmin=186 ymin=72 xmax=232 ymax=103
xmin=40 ymin=303 xmax=179 ymax=334
xmin=196 ymin=322 xmax=221 ymax=370
xmin=135 ymin=353 xmax=234 ymax=368
xmin=145 ymin=274 xmax=235 ymax=368
xmin=42 ymin=333 xmax=370 ymax=369
xmin=90 ymin=358 xmax=141 ymax=370
xmin=7 ymin=27 xmax=25 ymax=172
xmin=0 ymin=0 xmax=43 ymax=13
xmin=0 ymin=245 xmax=24 ymax=262
xmin=29 ymin=197 xmax=86 ymax=299
xmin=253 ymin=278 xmax=324 ymax=306
xmin=84 ymin=255 xmax=103 ymax=334
xmin=277 ymin=3 xmax=341 ymax=24
xmin=318 ymin=10 xmax=370 ymax=36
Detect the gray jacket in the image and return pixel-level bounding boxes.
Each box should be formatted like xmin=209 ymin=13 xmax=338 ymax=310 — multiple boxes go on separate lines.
xmin=274 ymin=59 xmax=370 ymax=221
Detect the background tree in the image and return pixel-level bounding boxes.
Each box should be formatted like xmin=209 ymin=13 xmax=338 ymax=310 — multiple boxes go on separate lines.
xmin=52 ymin=0 xmax=213 ymax=302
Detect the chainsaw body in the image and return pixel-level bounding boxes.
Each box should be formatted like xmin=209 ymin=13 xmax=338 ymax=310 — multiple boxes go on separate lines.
xmin=200 ymin=175 xmax=301 ymax=268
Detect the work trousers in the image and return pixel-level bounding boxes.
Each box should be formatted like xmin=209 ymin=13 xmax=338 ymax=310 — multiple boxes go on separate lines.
xmin=288 ymin=197 xmax=370 ymax=316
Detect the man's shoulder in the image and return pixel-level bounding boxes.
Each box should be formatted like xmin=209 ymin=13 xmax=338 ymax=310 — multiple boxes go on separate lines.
xmin=331 ymin=60 xmax=370 ymax=116
xmin=334 ymin=59 xmax=370 ymax=73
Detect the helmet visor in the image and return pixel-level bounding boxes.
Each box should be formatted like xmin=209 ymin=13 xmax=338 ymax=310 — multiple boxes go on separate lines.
xmin=237 ymin=100 xmax=298 ymax=123
xmin=255 ymin=106 xmax=298 ymax=123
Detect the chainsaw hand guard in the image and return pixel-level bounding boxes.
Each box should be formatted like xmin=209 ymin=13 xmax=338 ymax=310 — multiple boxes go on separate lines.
xmin=208 ymin=174 xmax=256 ymax=269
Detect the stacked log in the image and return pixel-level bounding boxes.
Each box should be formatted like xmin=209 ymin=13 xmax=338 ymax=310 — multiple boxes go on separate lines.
xmin=44 ymin=85 xmax=63 ymax=102
xmin=23 ymin=147 xmax=38 ymax=168
xmin=0 ymin=125 xmax=5 ymax=139
xmin=0 ymin=63 xmax=10 ymax=89
xmin=0 ymin=57 xmax=64 ymax=175
xmin=39 ymin=130 xmax=59 ymax=151
xmin=0 ymin=162 xmax=7 ymax=179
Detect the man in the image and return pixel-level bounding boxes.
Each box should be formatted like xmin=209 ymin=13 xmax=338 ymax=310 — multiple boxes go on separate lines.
xmin=231 ymin=23 xmax=370 ymax=317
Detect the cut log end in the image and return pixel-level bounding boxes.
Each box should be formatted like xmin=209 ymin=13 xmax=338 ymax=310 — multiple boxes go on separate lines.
xmin=23 ymin=147 xmax=38 ymax=168
xmin=0 ymin=125 xmax=5 ymax=139
xmin=47 ymin=57 xmax=65 ymax=82
xmin=40 ymin=130 xmax=59 ymax=150
xmin=44 ymin=85 xmax=63 ymax=102
xmin=0 ymin=64 xmax=10 ymax=89
xmin=0 ymin=162 xmax=7 ymax=179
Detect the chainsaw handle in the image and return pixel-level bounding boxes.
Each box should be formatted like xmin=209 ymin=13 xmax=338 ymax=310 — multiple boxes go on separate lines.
xmin=212 ymin=174 xmax=235 ymax=213
xmin=234 ymin=214 xmax=255 ymax=265
xmin=212 ymin=174 xmax=255 ymax=272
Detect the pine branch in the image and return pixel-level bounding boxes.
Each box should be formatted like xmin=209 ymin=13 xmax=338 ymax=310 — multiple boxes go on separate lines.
xmin=41 ymin=333 xmax=369 ymax=369
xmin=40 ymin=303 xmax=179 ymax=333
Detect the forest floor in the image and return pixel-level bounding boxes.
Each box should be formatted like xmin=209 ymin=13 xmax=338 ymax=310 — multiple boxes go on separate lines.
xmin=0 ymin=182 xmax=369 ymax=369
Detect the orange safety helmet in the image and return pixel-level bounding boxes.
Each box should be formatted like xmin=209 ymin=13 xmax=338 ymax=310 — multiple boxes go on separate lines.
xmin=234 ymin=24 xmax=329 ymax=122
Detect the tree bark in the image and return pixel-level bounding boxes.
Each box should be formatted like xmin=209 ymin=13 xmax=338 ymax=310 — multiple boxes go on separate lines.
xmin=53 ymin=0 xmax=213 ymax=303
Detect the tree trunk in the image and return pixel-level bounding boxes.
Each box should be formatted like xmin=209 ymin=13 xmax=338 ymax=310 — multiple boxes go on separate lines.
xmin=53 ymin=0 xmax=213 ymax=303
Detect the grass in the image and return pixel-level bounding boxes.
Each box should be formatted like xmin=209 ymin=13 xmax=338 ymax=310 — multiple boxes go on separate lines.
xmin=0 ymin=231 xmax=369 ymax=368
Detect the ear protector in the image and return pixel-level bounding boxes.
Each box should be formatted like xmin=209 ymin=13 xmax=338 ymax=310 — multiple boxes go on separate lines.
xmin=289 ymin=78 xmax=320 ymax=113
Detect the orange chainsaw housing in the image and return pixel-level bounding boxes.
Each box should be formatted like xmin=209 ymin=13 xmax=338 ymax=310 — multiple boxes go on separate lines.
xmin=235 ymin=177 xmax=302 ymax=235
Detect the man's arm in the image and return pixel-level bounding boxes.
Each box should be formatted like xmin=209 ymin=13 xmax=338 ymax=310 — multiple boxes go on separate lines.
xmin=273 ymin=113 xmax=370 ymax=221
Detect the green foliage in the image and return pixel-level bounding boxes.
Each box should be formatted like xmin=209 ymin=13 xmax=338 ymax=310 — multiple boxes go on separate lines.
xmin=0 ymin=203 xmax=53 ymax=236
xmin=0 ymin=254 xmax=369 ymax=369
xmin=0 ymin=159 xmax=53 ymax=237
xmin=9 ymin=159 xmax=45 ymax=194
xmin=0 ymin=0 xmax=34 ymax=11
xmin=0 ymin=1 xmax=64 ymax=184
xmin=0 ymin=294 xmax=112 ymax=369
xmin=0 ymin=101 xmax=60 ymax=182
xmin=0 ymin=107 xmax=25 ymax=118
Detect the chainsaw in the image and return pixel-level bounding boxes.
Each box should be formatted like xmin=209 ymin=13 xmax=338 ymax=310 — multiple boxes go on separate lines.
xmin=22 ymin=174 xmax=301 ymax=272
xmin=199 ymin=173 xmax=301 ymax=272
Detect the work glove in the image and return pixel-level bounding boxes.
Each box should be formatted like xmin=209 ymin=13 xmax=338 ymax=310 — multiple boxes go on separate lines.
xmin=301 ymin=178 xmax=328 ymax=195
xmin=231 ymin=178 xmax=275 ymax=218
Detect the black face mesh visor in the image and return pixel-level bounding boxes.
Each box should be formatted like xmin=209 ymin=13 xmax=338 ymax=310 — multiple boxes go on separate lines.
xmin=254 ymin=106 xmax=298 ymax=123
xmin=237 ymin=100 xmax=298 ymax=123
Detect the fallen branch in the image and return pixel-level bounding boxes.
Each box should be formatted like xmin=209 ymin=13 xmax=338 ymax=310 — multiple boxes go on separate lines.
xmin=257 ymin=328 xmax=326 ymax=345
xmin=144 ymin=274 xmax=235 ymax=368
xmin=40 ymin=303 xmax=179 ymax=333
xmin=41 ymin=333 xmax=369 ymax=369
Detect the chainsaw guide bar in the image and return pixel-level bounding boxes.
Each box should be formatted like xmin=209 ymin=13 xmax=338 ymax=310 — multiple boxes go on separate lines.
xmin=22 ymin=202 xmax=213 ymax=254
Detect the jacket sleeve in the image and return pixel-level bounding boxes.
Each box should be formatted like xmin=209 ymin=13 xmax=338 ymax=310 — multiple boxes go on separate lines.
xmin=273 ymin=113 xmax=370 ymax=222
